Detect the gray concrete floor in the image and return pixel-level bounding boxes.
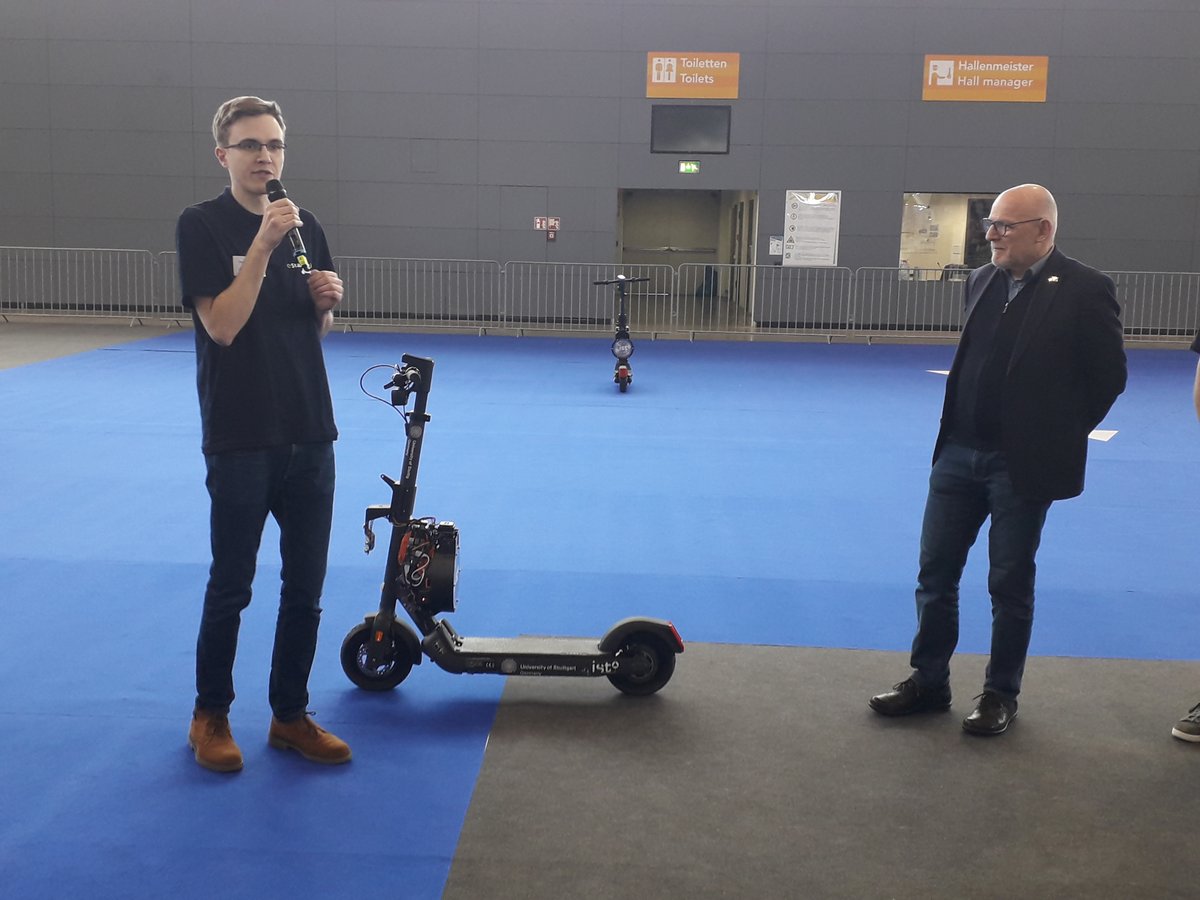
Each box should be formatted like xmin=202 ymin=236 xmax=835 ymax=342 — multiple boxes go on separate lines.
xmin=0 ymin=318 xmax=179 ymax=369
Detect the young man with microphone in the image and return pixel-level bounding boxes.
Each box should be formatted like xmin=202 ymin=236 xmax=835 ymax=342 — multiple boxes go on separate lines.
xmin=176 ymin=96 xmax=350 ymax=772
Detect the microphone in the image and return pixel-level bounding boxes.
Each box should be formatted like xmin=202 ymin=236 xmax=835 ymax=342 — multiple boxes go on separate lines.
xmin=265 ymin=179 xmax=312 ymax=274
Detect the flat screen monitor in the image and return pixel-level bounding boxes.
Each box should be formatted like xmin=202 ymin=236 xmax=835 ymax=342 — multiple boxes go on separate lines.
xmin=651 ymin=105 xmax=731 ymax=154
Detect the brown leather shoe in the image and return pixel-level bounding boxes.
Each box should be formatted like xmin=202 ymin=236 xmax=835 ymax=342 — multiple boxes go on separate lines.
xmin=188 ymin=709 xmax=244 ymax=773
xmin=268 ymin=714 xmax=352 ymax=765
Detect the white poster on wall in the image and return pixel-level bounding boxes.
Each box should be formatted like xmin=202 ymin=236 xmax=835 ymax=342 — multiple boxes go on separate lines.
xmin=783 ymin=190 xmax=841 ymax=267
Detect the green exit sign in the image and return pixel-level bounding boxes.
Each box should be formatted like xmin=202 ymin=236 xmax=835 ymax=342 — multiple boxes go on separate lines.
xmin=678 ymin=160 xmax=700 ymax=174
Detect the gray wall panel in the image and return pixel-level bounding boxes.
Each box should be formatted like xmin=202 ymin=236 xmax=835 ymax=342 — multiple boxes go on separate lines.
xmin=0 ymin=0 xmax=51 ymax=40
xmin=48 ymin=41 xmax=193 ymax=88
xmin=0 ymin=217 xmax=54 ymax=246
xmin=1063 ymin=0 xmax=1195 ymax=9
xmin=1 ymin=84 xmax=51 ymax=129
xmin=334 ymin=225 xmax=478 ymax=261
xmin=335 ymin=0 xmax=480 ymax=48
xmin=903 ymin=148 xmax=1058 ymax=194
xmin=0 ymin=39 xmax=48 ymax=84
xmin=477 ymin=142 xmax=618 ymax=189
xmin=764 ymin=54 xmax=916 ymax=101
xmin=1063 ymin=192 xmax=1197 ymax=243
xmin=479 ymin=51 xmax=622 ymax=98
xmin=911 ymin=9 xmax=1064 ymax=56
xmin=337 ymin=48 xmax=480 ymax=95
xmin=620 ymin=6 xmax=769 ymax=50
xmin=616 ymin=147 xmax=762 ymax=192
xmin=190 ymin=44 xmax=338 ymax=92
xmin=906 ymin=102 xmax=1060 ymax=149
xmin=42 ymin=0 xmax=189 ymax=42
xmin=762 ymin=146 xmax=907 ymax=192
xmin=1051 ymin=149 xmax=1200 ymax=196
xmin=1053 ymin=56 xmax=1200 ymax=104
xmin=478 ymin=97 xmax=619 ymax=143
xmin=53 ymin=131 xmax=194 ymax=177
xmin=498 ymin=229 xmax=555 ymax=264
xmin=52 ymin=217 xmax=177 ymax=251
xmin=337 ymin=138 xmax=480 ymax=186
xmin=0 ymin=129 xmax=52 ymax=174
xmin=762 ymin=101 xmax=911 ymax=147
xmin=52 ymin=174 xmax=196 ymax=222
xmin=499 ymin=186 xmax=549 ymax=230
xmin=0 ymin=173 xmax=50 ymax=218
xmin=340 ymin=182 xmax=479 ymax=230
xmin=187 ymin=0 xmax=335 ymax=45
xmin=765 ymin=7 xmax=917 ymax=54
xmin=477 ymin=3 xmax=621 ymax=51
xmin=0 ymin=0 xmax=1196 ymax=274
xmin=286 ymin=135 xmax=341 ymax=187
xmin=338 ymin=92 xmax=478 ymax=140
xmin=545 ymin=187 xmax=606 ymax=233
xmin=1061 ymin=10 xmax=1200 ymax=57
xmin=49 ymin=86 xmax=193 ymax=133
xmin=1056 ymin=103 xmax=1200 ymax=151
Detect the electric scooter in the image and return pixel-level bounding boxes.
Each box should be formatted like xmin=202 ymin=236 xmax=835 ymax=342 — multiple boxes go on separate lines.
xmin=340 ymin=354 xmax=684 ymax=695
xmin=594 ymin=274 xmax=649 ymax=392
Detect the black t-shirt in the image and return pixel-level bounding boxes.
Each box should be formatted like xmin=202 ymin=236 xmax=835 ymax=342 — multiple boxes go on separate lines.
xmin=176 ymin=188 xmax=338 ymax=454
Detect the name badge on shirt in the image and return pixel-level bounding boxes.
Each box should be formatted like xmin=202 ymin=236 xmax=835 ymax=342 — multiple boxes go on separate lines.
xmin=232 ymin=255 xmax=245 ymax=276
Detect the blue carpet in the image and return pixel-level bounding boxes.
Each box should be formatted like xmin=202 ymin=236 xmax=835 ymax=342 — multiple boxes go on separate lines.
xmin=1 ymin=330 xmax=1197 ymax=898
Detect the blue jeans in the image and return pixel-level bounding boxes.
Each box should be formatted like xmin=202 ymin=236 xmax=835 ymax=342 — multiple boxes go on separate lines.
xmin=195 ymin=442 xmax=335 ymax=722
xmin=909 ymin=442 xmax=1050 ymax=700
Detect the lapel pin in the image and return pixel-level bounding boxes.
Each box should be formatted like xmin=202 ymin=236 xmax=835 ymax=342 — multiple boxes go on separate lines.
xmin=1047 ymin=276 xmax=1059 ymax=282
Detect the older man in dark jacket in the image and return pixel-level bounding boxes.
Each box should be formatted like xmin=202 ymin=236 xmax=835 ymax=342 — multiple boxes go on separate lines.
xmin=870 ymin=183 xmax=1127 ymax=735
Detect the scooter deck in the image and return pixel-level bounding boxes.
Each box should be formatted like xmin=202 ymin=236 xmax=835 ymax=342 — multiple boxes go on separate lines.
xmin=452 ymin=634 xmax=603 ymax=656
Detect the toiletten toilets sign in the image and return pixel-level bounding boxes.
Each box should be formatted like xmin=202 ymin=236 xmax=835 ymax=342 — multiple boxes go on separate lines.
xmin=923 ymin=55 xmax=1049 ymax=102
xmin=647 ymin=53 xmax=740 ymax=98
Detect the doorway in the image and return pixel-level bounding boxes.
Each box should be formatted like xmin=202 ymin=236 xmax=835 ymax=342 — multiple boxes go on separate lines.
xmin=617 ymin=188 xmax=759 ymax=327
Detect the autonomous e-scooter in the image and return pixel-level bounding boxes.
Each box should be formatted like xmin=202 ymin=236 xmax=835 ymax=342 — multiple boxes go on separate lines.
xmin=594 ymin=274 xmax=649 ymax=392
xmin=340 ymin=354 xmax=683 ymax=695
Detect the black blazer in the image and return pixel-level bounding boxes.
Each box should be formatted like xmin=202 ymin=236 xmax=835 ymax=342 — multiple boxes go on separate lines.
xmin=934 ymin=248 xmax=1127 ymax=502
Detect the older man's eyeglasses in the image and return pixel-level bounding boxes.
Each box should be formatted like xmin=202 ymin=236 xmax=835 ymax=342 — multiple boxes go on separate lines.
xmin=223 ymin=139 xmax=286 ymax=154
xmin=980 ymin=217 xmax=1041 ymax=236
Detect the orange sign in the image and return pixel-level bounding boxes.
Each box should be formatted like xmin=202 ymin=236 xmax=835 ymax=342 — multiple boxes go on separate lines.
xmin=922 ymin=55 xmax=1049 ymax=102
xmin=647 ymin=53 xmax=740 ymax=99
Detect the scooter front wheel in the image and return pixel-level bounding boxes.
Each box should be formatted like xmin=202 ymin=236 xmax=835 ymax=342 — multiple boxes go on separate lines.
xmin=340 ymin=621 xmax=415 ymax=691
xmin=607 ymin=632 xmax=675 ymax=696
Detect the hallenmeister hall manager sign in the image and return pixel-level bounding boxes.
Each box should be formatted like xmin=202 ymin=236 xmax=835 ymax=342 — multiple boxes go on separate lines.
xmin=923 ymin=55 xmax=1049 ymax=102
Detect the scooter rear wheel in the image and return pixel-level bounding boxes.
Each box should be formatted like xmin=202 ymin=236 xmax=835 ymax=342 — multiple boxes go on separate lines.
xmin=607 ymin=632 xmax=675 ymax=696
xmin=340 ymin=621 xmax=415 ymax=691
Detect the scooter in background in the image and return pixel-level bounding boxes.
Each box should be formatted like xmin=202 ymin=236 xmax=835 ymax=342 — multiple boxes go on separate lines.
xmin=594 ymin=274 xmax=649 ymax=393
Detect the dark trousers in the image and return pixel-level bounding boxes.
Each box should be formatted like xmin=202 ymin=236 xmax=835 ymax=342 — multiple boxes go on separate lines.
xmin=909 ymin=442 xmax=1050 ymax=700
xmin=194 ymin=442 xmax=335 ymax=722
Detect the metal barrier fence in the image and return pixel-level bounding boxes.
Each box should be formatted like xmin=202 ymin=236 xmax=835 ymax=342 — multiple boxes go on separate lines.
xmin=0 ymin=246 xmax=159 ymax=319
xmin=2 ymin=247 xmax=1198 ymax=344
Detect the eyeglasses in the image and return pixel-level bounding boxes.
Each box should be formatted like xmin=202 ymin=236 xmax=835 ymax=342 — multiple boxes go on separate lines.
xmin=980 ymin=217 xmax=1041 ymax=236
xmin=223 ymin=139 xmax=286 ymax=154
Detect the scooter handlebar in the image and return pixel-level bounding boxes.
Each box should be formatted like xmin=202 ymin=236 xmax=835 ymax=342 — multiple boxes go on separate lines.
xmin=593 ymin=276 xmax=651 ymax=286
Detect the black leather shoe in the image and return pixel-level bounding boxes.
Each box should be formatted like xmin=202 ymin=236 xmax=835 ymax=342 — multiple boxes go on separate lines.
xmin=869 ymin=678 xmax=952 ymax=716
xmin=962 ymin=691 xmax=1017 ymax=735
